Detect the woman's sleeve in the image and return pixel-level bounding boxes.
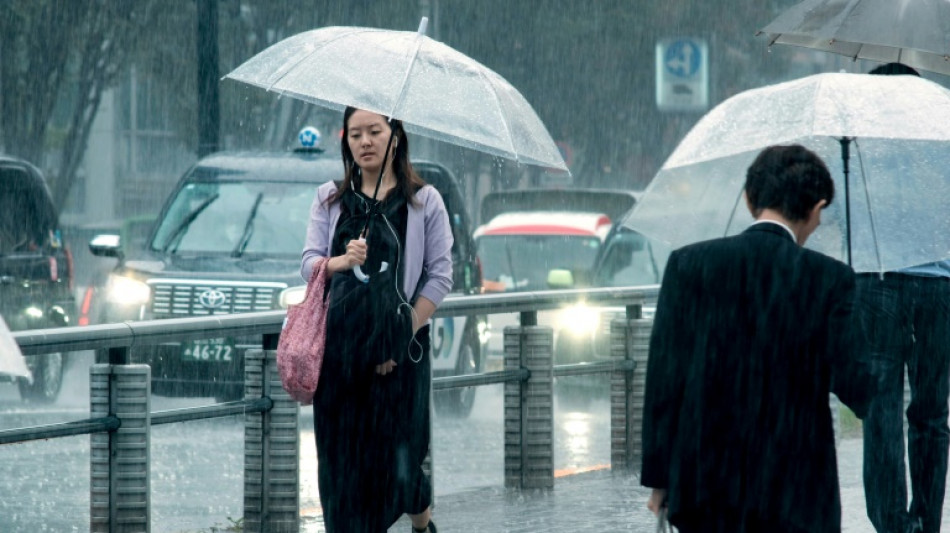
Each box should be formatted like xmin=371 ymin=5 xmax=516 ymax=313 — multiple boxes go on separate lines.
xmin=418 ymin=188 xmax=454 ymax=306
xmin=300 ymin=184 xmax=332 ymax=281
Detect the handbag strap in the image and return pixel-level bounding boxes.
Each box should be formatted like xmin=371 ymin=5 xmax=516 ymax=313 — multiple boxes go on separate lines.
xmin=305 ymin=257 xmax=330 ymax=302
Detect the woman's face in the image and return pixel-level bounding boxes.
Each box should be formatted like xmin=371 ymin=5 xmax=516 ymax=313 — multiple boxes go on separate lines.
xmin=346 ymin=109 xmax=394 ymax=177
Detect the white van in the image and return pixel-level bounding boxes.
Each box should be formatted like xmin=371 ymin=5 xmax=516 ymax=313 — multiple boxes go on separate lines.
xmin=473 ymin=189 xmax=637 ymax=362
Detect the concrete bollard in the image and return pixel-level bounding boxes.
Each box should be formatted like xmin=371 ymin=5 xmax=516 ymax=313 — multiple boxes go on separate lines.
xmin=503 ymin=324 xmax=554 ymax=490
xmin=610 ymin=314 xmax=652 ymax=473
xmin=243 ymin=348 xmax=299 ymax=533
xmin=90 ymin=362 xmax=151 ymax=533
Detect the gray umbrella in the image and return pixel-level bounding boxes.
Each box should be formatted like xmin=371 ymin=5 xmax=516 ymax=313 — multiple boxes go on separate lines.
xmin=623 ymin=72 xmax=950 ymax=274
xmin=757 ymin=0 xmax=950 ymax=75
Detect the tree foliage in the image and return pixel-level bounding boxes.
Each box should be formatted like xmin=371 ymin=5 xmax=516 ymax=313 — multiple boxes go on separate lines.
xmin=0 ymin=0 xmax=154 ymax=210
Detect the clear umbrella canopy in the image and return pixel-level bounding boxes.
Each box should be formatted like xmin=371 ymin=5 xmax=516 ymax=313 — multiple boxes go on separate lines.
xmin=758 ymin=0 xmax=950 ymax=75
xmin=225 ymin=21 xmax=567 ymax=171
xmin=0 ymin=316 xmax=30 ymax=380
xmin=624 ymin=72 xmax=950 ymax=273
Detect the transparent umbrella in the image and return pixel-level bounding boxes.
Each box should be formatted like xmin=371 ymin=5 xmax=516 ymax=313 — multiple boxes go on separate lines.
xmin=757 ymin=0 xmax=950 ymax=75
xmin=623 ymin=72 xmax=950 ymax=273
xmin=0 ymin=315 xmax=30 ymax=380
xmin=224 ymin=18 xmax=566 ymax=171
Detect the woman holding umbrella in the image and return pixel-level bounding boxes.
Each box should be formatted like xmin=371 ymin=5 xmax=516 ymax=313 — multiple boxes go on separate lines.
xmin=301 ymin=107 xmax=453 ymax=533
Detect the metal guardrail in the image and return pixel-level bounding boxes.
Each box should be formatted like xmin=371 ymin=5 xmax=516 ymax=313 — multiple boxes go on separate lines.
xmin=10 ymin=285 xmax=659 ymax=355
xmin=4 ymin=285 xmax=659 ymax=532
xmin=0 ymin=398 xmax=276 ymax=445
xmin=0 ymin=416 xmax=121 ymax=444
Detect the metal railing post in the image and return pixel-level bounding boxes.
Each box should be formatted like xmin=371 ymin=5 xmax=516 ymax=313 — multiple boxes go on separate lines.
xmin=90 ymin=346 xmax=151 ymax=533
xmin=503 ymin=310 xmax=554 ymax=490
xmin=610 ymin=304 xmax=651 ymax=472
xmin=244 ymin=343 xmax=299 ymax=533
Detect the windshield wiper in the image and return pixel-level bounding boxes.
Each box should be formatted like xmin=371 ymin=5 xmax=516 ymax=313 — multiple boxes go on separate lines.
xmin=160 ymin=193 xmax=220 ymax=254
xmin=231 ymin=193 xmax=263 ymax=257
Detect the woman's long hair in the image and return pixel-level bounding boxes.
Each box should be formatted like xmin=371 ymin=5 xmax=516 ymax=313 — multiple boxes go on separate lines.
xmin=328 ymin=107 xmax=425 ymax=206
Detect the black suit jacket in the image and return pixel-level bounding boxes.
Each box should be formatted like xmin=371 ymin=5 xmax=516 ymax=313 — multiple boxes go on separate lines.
xmin=640 ymin=222 xmax=874 ymax=533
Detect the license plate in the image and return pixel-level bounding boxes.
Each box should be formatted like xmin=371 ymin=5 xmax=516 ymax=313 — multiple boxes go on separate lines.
xmin=182 ymin=338 xmax=234 ymax=362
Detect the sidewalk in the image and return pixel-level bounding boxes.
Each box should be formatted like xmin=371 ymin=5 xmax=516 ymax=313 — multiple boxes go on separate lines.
xmin=297 ymin=437 xmax=949 ymax=533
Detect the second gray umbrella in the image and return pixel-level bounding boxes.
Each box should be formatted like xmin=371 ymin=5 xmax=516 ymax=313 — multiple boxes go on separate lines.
xmin=758 ymin=0 xmax=950 ymax=76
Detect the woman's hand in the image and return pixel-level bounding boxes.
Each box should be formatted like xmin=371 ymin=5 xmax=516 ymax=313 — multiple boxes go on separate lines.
xmin=343 ymin=237 xmax=367 ymax=267
xmin=647 ymin=488 xmax=667 ymax=516
xmin=328 ymin=238 xmax=368 ymax=273
xmin=412 ymin=297 xmax=436 ymax=334
xmin=375 ymin=359 xmax=397 ymax=375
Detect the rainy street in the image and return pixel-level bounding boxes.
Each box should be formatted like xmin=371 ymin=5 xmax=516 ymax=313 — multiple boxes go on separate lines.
xmin=0 ymin=351 xmax=620 ymax=532
xmin=0 ymin=351 xmax=945 ymax=532
xmin=5 ymin=1 xmax=950 ymax=532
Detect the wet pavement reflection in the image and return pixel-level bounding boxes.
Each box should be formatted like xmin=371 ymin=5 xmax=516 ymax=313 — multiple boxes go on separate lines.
xmin=0 ymin=353 xmax=944 ymax=532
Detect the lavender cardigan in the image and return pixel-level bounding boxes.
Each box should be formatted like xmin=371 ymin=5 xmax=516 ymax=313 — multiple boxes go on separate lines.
xmin=301 ymin=181 xmax=454 ymax=306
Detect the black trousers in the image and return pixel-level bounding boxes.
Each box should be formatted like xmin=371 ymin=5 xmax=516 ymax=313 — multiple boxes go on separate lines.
xmin=856 ymin=274 xmax=950 ymax=533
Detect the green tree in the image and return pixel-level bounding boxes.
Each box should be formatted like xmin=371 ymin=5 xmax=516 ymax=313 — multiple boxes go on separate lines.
xmin=0 ymin=0 xmax=155 ymax=210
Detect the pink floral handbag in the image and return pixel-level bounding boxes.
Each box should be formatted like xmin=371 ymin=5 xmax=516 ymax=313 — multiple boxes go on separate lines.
xmin=276 ymin=258 xmax=329 ymax=405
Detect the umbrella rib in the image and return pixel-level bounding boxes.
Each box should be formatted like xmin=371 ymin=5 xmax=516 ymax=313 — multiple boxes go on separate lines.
xmin=474 ymin=68 xmax=518 ymax=160
xmin=724 ymin=186 xmax=745 ymax=238
xmin=387 ymin=34 xmax=427 ymax=117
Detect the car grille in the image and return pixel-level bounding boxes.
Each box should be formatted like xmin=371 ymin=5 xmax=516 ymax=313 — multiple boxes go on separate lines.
xmin=147 ymin=279 xmax=286 ymax=317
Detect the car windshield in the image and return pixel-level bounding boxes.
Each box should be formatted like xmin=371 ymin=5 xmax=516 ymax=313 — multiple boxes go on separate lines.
xmin=476 ymin=234 xmax=601 ymax=292
xmin=594 ymin=229 xmax=671 ymax=287
xmin=150 ymin=180 xmax=314 ymax=256
xmin=0 ymin=166 xmax=57 ymax=254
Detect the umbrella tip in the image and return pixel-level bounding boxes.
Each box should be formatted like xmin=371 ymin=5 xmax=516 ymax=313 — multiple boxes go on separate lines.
xmin=417 ymin=16 xmax=429 ymax=36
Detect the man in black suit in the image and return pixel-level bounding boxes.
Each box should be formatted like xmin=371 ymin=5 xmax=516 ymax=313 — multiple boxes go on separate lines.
xmin=641 ymin=144 xmax=875 ymax=533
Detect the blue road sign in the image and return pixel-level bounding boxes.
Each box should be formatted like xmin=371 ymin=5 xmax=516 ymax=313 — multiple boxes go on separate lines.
xmin=656 ymin=37 xmax=709 ymax=112
xmin=664 ymin=39 xmax=702 ymax=79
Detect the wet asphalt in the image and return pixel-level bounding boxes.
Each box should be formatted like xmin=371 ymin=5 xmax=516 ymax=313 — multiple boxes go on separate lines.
xmin=0 ymin=352 xmax=946 ymax=532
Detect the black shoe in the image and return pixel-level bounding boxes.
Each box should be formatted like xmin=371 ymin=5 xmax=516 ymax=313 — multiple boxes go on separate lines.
xmin=906 ymin=517 xmax=923 ymax=533
xmin=412 ymin=520 xmax=437 ymax=533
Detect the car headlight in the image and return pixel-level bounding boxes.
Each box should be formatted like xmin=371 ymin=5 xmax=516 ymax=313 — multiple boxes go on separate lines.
xmin=105 ymin=275 xmax=151 ymax=306
xmin=556 ymin=303 xmax=600 ymax=337
xmin=279 ymin=285 xmax=307 ymax=308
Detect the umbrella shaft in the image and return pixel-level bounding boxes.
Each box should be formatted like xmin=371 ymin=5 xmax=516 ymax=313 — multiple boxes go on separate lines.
xmin=840 ymin=137 xmax=852 ymax=266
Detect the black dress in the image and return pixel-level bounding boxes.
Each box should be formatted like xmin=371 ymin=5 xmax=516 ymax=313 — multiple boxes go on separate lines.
xmin=313 ymin=186 xmax=432 ymax=532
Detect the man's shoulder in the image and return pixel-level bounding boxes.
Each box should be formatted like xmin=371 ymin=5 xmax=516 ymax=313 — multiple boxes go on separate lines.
xmin=674 ymin=233 xmax=853 ymax=279
xmin=674 ymin=234 xmax=743 ymax=259
xmin=798 ymin=245 xmax=854 ymax=279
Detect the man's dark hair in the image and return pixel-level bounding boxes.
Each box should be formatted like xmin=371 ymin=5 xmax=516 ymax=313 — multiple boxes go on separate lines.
xmin=744 ymin=144 xmax=834 ymax=222
xmin=868 ymin=62 xmax=920 ymax=77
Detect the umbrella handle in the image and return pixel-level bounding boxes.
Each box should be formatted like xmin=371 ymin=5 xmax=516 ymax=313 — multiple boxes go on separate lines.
xmin=352 ymin=237 xmax=370 ymax=283
xmin=350 ymin=237 xmax=389 ymax=283
xmin=352 ymin=264 xmax=370 ymax=283
xmin=351 ymin=262 xmax=390 ymax=283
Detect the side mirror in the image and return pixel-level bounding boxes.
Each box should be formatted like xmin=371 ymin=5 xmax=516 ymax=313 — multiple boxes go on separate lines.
xmin=547 ymin=268 xmax=574 ymax=289
xmin=89 ymin=233 xmax=122 ymax=259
